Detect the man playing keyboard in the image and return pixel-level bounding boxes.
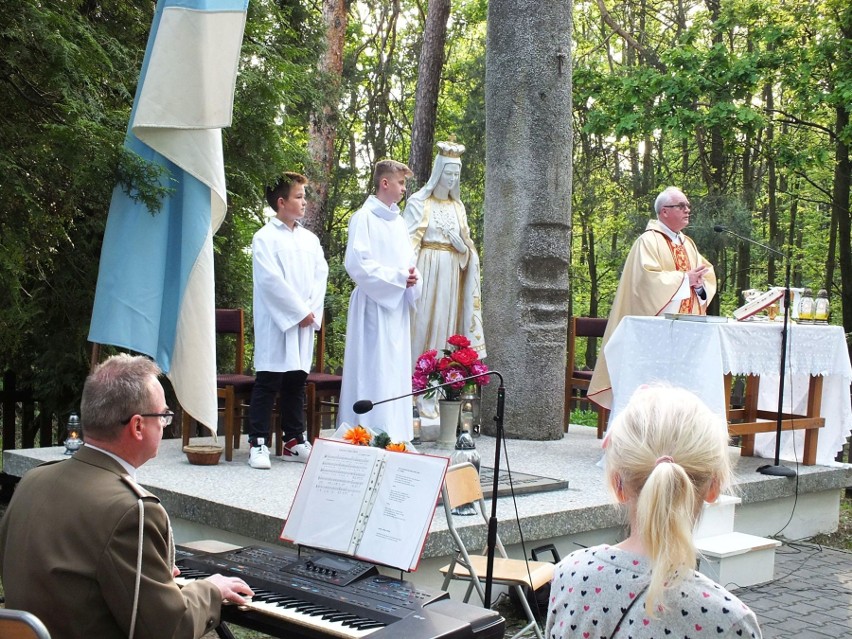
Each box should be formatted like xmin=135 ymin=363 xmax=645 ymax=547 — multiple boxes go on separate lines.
xmin=0 ymin=354 xmax=254 ymax=639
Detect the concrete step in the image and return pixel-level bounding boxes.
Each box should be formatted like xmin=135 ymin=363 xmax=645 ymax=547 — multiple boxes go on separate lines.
xmin=696 ymin=531 xmax=781 ymax=590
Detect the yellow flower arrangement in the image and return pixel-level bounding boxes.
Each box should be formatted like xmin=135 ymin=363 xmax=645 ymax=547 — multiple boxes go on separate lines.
xmin=338 ymin=423 xmax=410 ymax=452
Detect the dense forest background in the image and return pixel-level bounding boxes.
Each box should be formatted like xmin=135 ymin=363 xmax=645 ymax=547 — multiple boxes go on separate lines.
xmin=1 ymin=0 xmax=850 ymax=439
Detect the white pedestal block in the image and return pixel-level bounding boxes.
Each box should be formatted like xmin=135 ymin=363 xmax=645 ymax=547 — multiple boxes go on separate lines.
xmin=696 ymin=532 xmax=781 ymax=590
xmin=695 ymin=494 xmax=741 ymax=539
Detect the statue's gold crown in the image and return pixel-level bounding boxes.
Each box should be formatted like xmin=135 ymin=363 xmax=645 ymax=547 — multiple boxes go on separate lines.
xmin=437 ymin=141 xmax=465 ymax=158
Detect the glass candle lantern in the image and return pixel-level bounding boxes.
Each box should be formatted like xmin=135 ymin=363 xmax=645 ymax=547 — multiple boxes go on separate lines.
xmin=814 ymin=289 xmax=830 ymax=324
xmin=64 ymin=412 xmax=83 ymax=455
xmin=450 ymin=431 xmax=481 ymax=516
xmin=411 ymin=405 xmax=422 ymax=445
xmin=798 ymin=288 xmax=814 ymax=323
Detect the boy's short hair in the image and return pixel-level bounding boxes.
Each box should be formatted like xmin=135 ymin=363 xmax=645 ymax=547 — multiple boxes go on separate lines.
xmin=265 ymin=172 xmax=308 ymax=210
xmin=373 ymin=160 xmax=413 ymax=191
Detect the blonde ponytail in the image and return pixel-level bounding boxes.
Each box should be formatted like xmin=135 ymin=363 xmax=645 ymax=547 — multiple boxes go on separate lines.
xmin=604 ymin=385 xmax=733 ymax=616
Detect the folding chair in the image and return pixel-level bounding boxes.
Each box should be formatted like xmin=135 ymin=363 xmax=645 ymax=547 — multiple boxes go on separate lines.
xmin=438 ymin=463 xmax=554 ymax=639
xmin=0 ymin=609 xmax=51 ymax=639
xmin=564 ymin=316 xmax=609 ymax=438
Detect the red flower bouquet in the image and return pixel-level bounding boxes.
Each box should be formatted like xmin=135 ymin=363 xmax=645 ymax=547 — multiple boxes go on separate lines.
xmin=412 ymin=334 xmax=489 ymax=400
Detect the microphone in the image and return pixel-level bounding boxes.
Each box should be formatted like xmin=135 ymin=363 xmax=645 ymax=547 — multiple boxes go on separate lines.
xmin=714 ymin=224 xmax=782 ymax=257
xmin=353 ymin=371 xmax=502 ymax=414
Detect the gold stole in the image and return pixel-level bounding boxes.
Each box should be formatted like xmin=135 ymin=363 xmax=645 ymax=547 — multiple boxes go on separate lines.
xmin=663 ymin=235 xmax=699 ymax=314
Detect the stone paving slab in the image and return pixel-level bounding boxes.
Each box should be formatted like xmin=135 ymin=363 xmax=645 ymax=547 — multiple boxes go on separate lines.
xmin=735 ymin=543 xmax=852 ymax=638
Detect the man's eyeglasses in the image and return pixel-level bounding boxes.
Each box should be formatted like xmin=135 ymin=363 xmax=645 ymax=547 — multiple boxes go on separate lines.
xmin=121 ymin=411 xmax=174 ymax=426
xmin=662 ymin=203 xmax=691 ymax=210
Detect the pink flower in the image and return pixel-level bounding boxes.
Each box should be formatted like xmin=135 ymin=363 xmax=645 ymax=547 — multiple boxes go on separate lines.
xmin=442 ymin=366 xmax=468 ymax=389
xmin=470 ymin=361 xmax=490 ymax=385
xmin=412 ymin=335 xmax=486 ymax=399
xmin=414 ymin=350 xmax=438 ymax=374
xmin=412 ymin=373 xmax=429 ymax=392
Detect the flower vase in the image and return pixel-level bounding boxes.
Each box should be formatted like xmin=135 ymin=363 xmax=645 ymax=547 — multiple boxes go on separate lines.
xmin=437 ymin=399 xmax=462 ymax=449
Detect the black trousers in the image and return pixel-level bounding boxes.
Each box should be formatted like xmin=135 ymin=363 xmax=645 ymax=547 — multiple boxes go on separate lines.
xmin=247 ymin=370 xmax=307 ymax=446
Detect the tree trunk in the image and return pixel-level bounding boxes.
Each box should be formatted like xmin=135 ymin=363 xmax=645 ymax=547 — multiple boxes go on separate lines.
xmin=305 ymin=0 xmax=348 ymax=242
xmin=826 ymin=199 xmax=837 ymax=293
xmin=832 ymin=105 xmax=852 ymax=341
xmin=408 ymin=0 xmax=451 ymax=188
xmin=483 ymin=1 xmax=573 ymax=440
xmin=585 ymin=223 xmax=600 ymax=369
xmin=739 ymin=128 xmax=755 ymax=298
xmin=765 ymin=84 xmax=779 ymax=284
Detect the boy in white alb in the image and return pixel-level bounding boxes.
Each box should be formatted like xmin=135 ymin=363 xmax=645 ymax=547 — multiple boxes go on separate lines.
xmin=248 ymin=172 xmax=328 ymax=469
xmin=337 ymin=160 xmax=421 ymax=442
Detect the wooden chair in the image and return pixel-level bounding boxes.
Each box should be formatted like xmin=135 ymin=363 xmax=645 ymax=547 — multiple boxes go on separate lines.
xmin=0 ymin=609 xmax=51 ymax=639
xmin=438 ymin=463 xmax=553 ymax=639
xmin=304 ymin=311 xmax=342 ymax=444
xmin=182 ymin=308 xmax=254 ymax=461
xmin=564 ymin=316 xmax=609 ymax=438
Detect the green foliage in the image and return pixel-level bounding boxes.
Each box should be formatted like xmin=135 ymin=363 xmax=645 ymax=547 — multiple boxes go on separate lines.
xmin=1 ymin=0 xmax=850 ymax=444
xmin=571 ymin=0 xmax=850 ymax=327
xmin=0 ymin=0 xmax=154 ymax=426
xmin=372 ymin=432 xmax=392 ymax=449
xmin=0 ymin=0 xmax=324 ymax=425
xmin=568 ymin=410 xmax=599 ymax=429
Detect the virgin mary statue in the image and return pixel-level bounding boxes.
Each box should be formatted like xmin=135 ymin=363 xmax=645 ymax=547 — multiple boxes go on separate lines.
xmin=403 ymin=141 xmax=486 ymax=416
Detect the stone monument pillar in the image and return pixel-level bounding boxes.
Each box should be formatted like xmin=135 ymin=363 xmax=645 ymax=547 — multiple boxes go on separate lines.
xmin=482 ymin=1 xmax=573 ymax=440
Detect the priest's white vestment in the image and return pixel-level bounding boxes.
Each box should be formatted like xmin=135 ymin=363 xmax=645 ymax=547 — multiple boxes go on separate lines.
xmin=588 ymin=218 xmax=716 ymax=410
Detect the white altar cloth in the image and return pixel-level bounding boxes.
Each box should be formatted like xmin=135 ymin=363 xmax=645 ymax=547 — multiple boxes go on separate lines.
xmin=604 ymin=316 xmax=852 ymax=466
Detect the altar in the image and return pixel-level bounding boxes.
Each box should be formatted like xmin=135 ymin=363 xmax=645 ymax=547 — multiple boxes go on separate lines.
xmin=604 ymin=316 xmax=852 ymax=466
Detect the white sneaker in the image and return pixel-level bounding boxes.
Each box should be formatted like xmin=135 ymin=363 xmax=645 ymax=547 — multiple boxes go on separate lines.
xmin=281 ymin=438 xmax=311 ymax=463
xmin=249 ymin=438 xmax=271 ymax=470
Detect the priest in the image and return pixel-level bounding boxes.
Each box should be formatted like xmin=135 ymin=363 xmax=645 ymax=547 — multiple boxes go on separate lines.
xmin=587 ymin=186 xmax=717 ymax=412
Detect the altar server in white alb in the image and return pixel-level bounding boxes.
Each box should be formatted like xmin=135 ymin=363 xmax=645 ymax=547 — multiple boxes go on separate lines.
xmin=247 ymin=172 xmax=328 ymax=469
xmin=338 ymin=160 xmax=422 ymax=441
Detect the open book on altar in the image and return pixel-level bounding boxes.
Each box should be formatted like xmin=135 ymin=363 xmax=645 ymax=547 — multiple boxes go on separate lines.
xmin=732 ymin=287 xmax=785 ymax=321
xmin=280 ymin=438 xmax=449 ymax=572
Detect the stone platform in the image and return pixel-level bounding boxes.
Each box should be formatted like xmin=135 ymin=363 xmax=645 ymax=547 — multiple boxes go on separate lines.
xmin=4 ymin=425 xmax=850 ymax=591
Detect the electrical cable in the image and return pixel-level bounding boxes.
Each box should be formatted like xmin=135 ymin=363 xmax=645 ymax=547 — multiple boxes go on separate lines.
xmin=499 ymin=435 xmax=547 ymax=628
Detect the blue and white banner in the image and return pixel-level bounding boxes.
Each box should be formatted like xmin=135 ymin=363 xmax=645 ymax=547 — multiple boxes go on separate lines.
xmin=89 ymin=0 xmax=249 ymax=434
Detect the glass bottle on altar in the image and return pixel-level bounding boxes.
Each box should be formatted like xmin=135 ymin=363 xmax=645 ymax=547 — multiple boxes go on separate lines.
xmin=798 ymin=287 xmax=814 ymax=323
xmin=814 ymin=289 xmax=830 ymax=324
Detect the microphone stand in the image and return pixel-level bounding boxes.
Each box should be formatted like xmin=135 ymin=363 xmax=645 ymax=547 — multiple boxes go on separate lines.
xmin=483 ymin=373 xmax=505 ymax=609
xmin=760 ymin=254 xmax=797 ymax=477
xmin=354 ymin=370 xmax=508 ymax=607
xmin=715 ymin=225 xmax=796 ymax=477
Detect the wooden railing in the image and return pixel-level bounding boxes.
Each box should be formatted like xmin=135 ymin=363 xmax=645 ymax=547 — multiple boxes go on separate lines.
xmin=1 ymin=371 xmax=58 ymax=452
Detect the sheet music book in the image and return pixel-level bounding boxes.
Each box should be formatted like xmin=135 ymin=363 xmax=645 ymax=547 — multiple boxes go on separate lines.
xmin=280 ymin=438 xmax=448 ymax=572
